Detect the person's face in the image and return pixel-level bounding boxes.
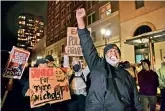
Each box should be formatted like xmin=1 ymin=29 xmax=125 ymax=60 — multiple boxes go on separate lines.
xmin=142 ymin=62 xmax=149 ymax=70
xmin=38 ymin=63 xmax=48 ymax=68
xmin=106 ymin=48 xmax=120 ymax=60
xmin=55 ymin=68 xmax=65 ymax=82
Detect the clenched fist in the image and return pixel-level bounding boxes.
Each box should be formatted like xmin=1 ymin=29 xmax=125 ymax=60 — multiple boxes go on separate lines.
xmin=76 ymin=8 xmax=86 ymax=29
xmin=76 ymin=8 xmax=86 ymax=19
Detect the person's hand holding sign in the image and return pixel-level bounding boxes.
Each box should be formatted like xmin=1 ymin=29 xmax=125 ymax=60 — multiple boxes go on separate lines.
xmin=76 ymin=8 xmax=86 ymax=29
xmin=65 ymin=46 xmax=68 ymax=55
xmin=25 ymin=89 xmax=34 ymax=97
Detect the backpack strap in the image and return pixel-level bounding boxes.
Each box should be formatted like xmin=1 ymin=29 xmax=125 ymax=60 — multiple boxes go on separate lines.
xmin=69 ymin=72 xmax=75 ymax=84
xmin=80 ymin=72 xmax=86 ymax=84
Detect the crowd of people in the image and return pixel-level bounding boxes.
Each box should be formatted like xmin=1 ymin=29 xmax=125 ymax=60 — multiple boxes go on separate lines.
xmin=1 ymin=8 xmax=165 ymax=111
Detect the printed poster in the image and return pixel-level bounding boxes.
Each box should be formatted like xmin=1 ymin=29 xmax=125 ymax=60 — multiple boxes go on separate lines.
xmin=29 ymin=68 xmax=71 ymax=108
xmin=3 ymin=46 xmax=30 ymax=79
xmin=67 ymin=27 xmax=91 ymax=56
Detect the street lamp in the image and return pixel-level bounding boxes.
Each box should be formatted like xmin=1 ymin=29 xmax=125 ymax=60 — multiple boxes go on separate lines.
xmin=101 ymin=28 xmax=111 ymax=46
xmin=37 ymin=56 xmax=42 ymax=59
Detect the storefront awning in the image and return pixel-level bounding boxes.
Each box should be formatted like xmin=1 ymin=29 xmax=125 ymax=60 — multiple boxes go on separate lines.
xmin=124 ymin=28 xmax=165 ymax=46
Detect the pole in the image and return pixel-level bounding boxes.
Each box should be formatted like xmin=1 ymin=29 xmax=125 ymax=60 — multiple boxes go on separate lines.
xmin=1 ymin=79 xmax=13 ymax=109
xmin=149 ymin=37 xmax=154 ymax=70
xmin=1 ymin=50 xmax=12 ymax=109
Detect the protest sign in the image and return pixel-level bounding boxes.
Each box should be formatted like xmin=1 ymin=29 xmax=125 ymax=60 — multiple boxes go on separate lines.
xmin=29 ymin=68 xmax=71 ymax=108
xmin=67 ymin=27 xmax=91 ymax=56
xmin=3 ymin=46 xmax=30 ymax=79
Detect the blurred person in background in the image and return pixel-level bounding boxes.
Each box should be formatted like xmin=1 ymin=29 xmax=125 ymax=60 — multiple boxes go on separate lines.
xmin=138 ymin=59 xmax=159 ymax=111
xmin=157 ymin=57 xmax=165 ymax=111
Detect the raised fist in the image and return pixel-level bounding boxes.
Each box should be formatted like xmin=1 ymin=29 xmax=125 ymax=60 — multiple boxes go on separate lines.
xmin=76 ymin=8 xmax=86 ymax=19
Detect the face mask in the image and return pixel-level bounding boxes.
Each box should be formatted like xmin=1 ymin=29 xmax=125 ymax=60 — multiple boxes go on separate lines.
xmin=73 ymin=64 xmax=81 ymax=72
xmin=105 ymin=55 xmax=120 ymax=67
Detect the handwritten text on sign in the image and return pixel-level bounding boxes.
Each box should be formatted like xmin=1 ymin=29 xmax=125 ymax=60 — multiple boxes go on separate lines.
xmin=67 ymin=27 xmax=91 ymax=56
xmin=3 ymin=46 xmax=30 ymax=79
xmin=29 ymin=68 xmax=71 ymax=108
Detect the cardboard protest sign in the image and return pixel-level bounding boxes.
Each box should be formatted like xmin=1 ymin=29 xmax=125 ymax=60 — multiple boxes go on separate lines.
xmin=3 ymin=46 xmax=30 ymax=79
xmin=29 ymin=68 xmax=71 ymax=108
xmin=67 ymin=27 xmax=91 ymax=56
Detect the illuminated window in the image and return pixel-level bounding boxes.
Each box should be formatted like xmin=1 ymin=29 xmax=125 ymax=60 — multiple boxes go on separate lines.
xmin=37 ymin=39 xmax=40 ymax=42
xmin=87 ymin=12 xmax=96 ymax=25
xmin=40 ymin=22 xmax=44 ymax=25
xmin=100 ymin=3 xmax=111 ymax=19
xmin=36 ymin=33 xmax=41 ymax=36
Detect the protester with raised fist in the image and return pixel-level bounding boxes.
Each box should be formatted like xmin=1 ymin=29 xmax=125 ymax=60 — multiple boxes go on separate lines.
xmin=76 ymin=8 xmax=141 ymax=111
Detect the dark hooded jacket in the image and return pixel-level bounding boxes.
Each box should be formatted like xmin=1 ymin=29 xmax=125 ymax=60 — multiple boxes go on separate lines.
xmin=77 ymin=28 xmax=141 ymax=111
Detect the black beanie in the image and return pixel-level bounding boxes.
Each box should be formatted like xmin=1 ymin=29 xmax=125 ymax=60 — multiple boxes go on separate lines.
xmin=141 ymin=59 xmax=151 ymax=67
xmin=104 ymin=44 xmax=121 ymax=55
xmin=35 ymin=59 xmax=47 ymax=67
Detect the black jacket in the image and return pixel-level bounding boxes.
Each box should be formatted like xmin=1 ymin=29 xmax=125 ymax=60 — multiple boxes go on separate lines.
xmin=78 ymin=28 xmax=141 ymax=111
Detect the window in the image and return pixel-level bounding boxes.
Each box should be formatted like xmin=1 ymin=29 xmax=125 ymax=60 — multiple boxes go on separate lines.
xmin=87 ymin=12 xmax=96 ymax=25
xmin=134 ymin=25 xmax=152 ymax=36
xmin=67 ymin=15 xmax=71 ymax=24
xmin=61 ymin=9 xmax=65 ymax=17
xmin=62 ymin=45 xmax=65 ymax=53
xmin=100 ymin=3 xmax=111 ymax=19
xmin=135 ymin=1 xmax=144 ymax=9
xmin=92 ymin=1 xmax=96 ymax=6
xmin=134 ymin=25 xmax=152 ymax=63
xmin=55 ymin=25 xmax=59 ymax=33
xmin=61 ymin=32 xmax=64 ymax=38
xmin=67 ymin=3 xmax=71 ymax=12
xmin=51 ymin=50 xmax=53 ymax=55
xmin=19 ymin=21 xmax=25 ymax=25
xmin=61 ymin=20 xmax=65 ymax=29
xmin=56 ymin=5 xmax=59 ymax=13
xmin=74 ymin=1 xmax=78 ymax=6
xmin=87 ymin=1 xmax=92 ymax=9
xmin=55 ymin=15 xmax=59 ymax=21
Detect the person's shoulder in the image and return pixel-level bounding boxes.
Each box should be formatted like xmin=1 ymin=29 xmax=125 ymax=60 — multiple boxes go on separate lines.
xmin=90 ymin=58 xmax=105 ymax=69
xmin=150 ymin=70 xmax=158 ymax=75
xmin=150 ymin=70 xmax=156 ymax=74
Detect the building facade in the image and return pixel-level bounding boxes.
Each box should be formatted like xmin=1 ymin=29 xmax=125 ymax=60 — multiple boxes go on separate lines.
xmin=46 ymin=1 xmax=86 ymax=66
xmin=86 ymin=1 xmax=119 ymax=57
xmin=31 ymin=26 xmax=47 ymax=66
xmin=17 ymin=13 xmax=44 ymax=51
xmin=46 ymin=1 xmax=165 ymax=70
xmin=119 ymin=1 xmax=165 ymax=70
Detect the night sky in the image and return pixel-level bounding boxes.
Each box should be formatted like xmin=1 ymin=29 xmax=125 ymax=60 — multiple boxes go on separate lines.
xmin=1 ymin=1 xmax=47 ymax=69
xmin=1 ymin=1 xmax=47 ymax=51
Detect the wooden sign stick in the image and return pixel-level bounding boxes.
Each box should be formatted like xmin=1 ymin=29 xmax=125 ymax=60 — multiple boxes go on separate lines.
xmin=1 ymin=79 xmax=13 ymax=109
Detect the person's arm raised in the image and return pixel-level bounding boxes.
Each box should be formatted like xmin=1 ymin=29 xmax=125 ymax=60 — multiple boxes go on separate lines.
xmin=76 ymin=8 xmax=102 ymax=70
